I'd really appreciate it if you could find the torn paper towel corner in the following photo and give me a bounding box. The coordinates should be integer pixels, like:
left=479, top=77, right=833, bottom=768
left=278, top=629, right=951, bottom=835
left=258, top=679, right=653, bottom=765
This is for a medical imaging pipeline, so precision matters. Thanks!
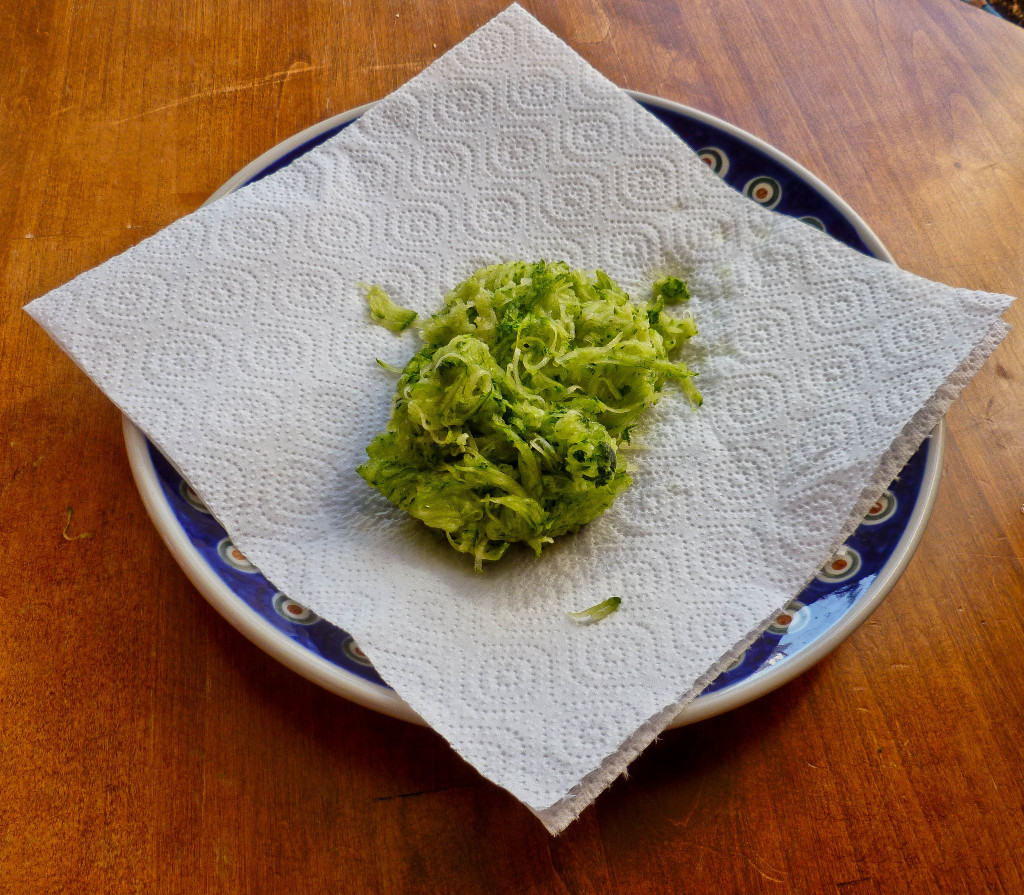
left=24, top=3, right=1014, bottom=833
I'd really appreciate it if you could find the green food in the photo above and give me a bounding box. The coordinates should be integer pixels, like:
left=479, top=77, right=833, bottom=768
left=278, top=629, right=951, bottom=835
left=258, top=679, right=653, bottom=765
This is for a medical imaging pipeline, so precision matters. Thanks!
left=358, top=260, right=700, bottom=570
left=364, top=284, right=418, bottom=333
left=567, top=596, right=622, bottom=624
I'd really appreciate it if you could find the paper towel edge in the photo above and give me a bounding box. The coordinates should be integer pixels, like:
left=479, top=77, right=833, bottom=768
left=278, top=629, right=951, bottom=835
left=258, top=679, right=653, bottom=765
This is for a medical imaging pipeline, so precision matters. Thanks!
left=828, top=314, right=1011, bottom=555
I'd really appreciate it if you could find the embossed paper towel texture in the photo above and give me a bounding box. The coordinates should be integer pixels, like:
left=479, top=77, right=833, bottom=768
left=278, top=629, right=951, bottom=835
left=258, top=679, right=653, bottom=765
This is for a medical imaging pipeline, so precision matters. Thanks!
left=26, top=5, right=1012, bottom=832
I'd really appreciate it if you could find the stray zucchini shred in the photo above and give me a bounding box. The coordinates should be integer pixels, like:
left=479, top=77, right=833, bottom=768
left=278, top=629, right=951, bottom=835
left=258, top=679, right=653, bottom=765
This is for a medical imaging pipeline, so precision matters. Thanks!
left=364, top=283, right=418, bottom=333
left=358, top=261, right=700, bottom=570
left=567, top=596, right=622, bottom=624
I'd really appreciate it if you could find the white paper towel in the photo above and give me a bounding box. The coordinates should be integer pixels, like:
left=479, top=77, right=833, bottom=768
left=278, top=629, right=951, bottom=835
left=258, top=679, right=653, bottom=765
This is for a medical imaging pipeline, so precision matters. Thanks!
left=26, top=5, right=1013, bottom=833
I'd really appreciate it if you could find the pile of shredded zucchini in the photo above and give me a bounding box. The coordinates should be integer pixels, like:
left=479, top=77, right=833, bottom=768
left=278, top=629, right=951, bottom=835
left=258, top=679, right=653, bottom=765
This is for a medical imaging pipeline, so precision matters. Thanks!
left=358, top=260, right=701, bottom=570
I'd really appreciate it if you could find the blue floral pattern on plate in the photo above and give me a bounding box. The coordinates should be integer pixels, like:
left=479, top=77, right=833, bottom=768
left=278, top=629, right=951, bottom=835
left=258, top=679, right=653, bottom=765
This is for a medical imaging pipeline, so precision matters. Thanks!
left=137, top=96, right=934, bottom=712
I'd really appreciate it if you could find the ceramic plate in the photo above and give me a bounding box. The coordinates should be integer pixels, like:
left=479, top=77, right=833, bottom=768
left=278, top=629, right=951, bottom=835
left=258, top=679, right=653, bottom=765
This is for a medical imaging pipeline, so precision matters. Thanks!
left=124, top=93, right=943, bottom=727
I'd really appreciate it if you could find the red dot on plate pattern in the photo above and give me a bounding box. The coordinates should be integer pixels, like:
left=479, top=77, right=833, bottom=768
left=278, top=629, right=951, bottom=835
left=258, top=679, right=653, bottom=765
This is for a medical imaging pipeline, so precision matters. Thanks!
left=287, top=604, right=302, bottom=616
left=776, top=613, right=793, bottom=626
left=755, top=187, right=769, bottom=200
left=831, top=558, right=848, bottom=571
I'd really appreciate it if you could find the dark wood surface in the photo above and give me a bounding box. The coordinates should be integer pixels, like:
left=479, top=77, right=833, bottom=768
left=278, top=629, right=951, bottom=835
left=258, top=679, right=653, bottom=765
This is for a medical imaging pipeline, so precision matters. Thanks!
left=3, top=1, right=1023, bottom=891
left=983, top=0, right=1023, bottom=27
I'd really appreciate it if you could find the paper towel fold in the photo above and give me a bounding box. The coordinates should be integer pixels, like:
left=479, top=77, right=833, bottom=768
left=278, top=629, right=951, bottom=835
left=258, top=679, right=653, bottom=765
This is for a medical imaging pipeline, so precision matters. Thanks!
left=25, top=4, right=1013, bottom=833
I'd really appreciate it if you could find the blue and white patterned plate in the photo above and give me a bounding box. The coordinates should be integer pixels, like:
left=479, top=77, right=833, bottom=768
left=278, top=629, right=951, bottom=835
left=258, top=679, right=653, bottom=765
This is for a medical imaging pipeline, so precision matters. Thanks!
left=123, top=94, right=942, bottom=727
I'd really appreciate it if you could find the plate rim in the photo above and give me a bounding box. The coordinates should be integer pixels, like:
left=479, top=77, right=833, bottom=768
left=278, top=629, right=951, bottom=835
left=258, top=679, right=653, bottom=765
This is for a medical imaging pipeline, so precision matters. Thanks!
left=123, top=92, right=944, bottom=728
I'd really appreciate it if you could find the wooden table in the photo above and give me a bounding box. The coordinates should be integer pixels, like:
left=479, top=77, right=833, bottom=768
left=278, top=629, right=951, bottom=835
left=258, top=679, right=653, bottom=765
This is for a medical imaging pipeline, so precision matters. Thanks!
left=3, top=1, right=1023, bottom=890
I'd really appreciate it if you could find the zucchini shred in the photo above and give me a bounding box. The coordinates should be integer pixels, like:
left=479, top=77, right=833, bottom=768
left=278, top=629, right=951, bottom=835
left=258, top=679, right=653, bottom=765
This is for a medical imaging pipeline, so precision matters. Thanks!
left=358, top=260, right=701, bottom=571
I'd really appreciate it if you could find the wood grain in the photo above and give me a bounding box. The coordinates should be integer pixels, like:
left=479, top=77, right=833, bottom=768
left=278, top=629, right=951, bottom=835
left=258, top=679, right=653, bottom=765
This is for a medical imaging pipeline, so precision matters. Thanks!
left=2, top=0, right=1023, bottom=891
